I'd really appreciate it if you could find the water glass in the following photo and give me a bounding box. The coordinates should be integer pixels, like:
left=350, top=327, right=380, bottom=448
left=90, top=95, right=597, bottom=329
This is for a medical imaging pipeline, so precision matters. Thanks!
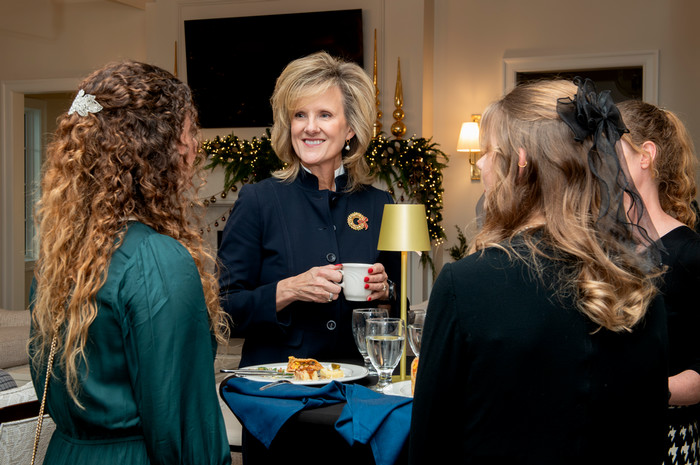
left=365, top=317, right=406, bottom=392
left=352, top=308, right=388, bottom=375
left=408, top=311, right=425, bottom=357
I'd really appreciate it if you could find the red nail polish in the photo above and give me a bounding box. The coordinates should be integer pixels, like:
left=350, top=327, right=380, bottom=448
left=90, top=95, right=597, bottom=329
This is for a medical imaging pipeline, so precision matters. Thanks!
left=368, top=268, right=373, bottom=274
left=367, top=297, right=372, bottom=301
left=364, top=277, right=369, bottom=282
left=364, top=284, right=369, bottom=289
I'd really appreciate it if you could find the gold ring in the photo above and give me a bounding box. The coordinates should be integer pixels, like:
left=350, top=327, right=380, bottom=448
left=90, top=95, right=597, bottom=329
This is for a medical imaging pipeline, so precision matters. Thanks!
left=328, top=292, right=333, bottom=302
left=382, top=283, right=387, bottom=292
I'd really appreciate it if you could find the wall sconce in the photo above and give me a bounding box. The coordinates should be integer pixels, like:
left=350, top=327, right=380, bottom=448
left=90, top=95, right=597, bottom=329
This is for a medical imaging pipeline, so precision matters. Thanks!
left=457, top=114, right=481, bottom=181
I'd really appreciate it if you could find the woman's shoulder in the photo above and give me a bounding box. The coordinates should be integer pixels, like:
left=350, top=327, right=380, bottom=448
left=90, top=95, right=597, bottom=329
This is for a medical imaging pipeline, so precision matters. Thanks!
left=661, top=225, right=700, bottom=270
left=238, top=176, right=309, bottom=202
left=662, top=224, right=700, bottom=243
left=117, top=222, right=191, bottom=265
left=349, top=183, right=393, bottom=201
left=122, top=221, right=178, bottom=246
left=661, top=225, right=700, bottom=257
left=237, top=176, right=283, bottom=194
left=435, top=246, right=523, bottom=288
left=449, top=245, right=517, bottom=270
left=106, top=224, right=200, bottom=305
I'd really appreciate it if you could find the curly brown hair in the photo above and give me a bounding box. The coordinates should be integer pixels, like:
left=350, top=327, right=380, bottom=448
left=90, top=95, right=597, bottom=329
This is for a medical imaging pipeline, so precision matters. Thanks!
left=617, top=99, right=698, bottom=229
left=31, top=60, right=229, bottom=405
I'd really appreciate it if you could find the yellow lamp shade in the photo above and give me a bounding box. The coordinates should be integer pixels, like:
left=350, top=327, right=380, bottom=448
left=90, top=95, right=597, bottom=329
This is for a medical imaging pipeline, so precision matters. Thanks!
left=377, top=204, right=432, bottom=252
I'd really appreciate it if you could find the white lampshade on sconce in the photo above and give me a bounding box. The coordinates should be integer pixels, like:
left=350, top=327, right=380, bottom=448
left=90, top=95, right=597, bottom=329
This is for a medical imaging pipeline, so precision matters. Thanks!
left=457, top=114, right=482, bottom=180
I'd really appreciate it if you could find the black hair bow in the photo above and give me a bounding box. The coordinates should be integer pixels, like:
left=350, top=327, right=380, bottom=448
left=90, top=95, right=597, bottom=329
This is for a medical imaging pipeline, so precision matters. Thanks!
left=556, top=77, right=661, bottom=266
left=556, top=76, right=628, bottom=144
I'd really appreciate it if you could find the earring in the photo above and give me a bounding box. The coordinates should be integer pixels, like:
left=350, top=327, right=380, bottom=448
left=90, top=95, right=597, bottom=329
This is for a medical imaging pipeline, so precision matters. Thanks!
left=345, top=140, right=351, bottom=151
left=518, top=161, right=528, bottom=168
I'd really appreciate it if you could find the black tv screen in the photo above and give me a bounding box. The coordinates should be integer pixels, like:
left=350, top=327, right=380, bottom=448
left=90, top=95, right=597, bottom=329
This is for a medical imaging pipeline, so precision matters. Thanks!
left=184, top=9, right=364, bottom=128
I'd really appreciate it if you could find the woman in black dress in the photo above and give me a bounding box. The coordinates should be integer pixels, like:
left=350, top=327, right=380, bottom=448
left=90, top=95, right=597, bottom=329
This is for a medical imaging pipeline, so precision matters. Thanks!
left=409, top=79, right=669, bottom=465
left=619, top=99, right=700, bottom=465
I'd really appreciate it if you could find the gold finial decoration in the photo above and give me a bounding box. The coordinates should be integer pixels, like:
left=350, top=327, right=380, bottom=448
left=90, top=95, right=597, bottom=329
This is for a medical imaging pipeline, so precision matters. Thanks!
left=372, top=29, right=382, bottom=137
left=390, top=58, right=406, bottom=139
left=174, top=41, right=178, bottom=77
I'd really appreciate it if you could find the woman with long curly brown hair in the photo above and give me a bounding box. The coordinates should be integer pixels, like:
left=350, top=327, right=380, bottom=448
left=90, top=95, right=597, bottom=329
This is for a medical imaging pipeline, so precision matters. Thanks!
left=618, top=99, right=700, bottom=465
left=29, top=60, right=231, bottom=465
left=410, top=79, right=669, bottom=464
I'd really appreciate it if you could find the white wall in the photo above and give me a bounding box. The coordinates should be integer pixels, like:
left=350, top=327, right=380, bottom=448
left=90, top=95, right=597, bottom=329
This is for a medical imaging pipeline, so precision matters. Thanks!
left=2, top=0, right=699, bottom=308
left=0, top=0, right=148, bottom=309
left=430, top=0, right=700, bottom=257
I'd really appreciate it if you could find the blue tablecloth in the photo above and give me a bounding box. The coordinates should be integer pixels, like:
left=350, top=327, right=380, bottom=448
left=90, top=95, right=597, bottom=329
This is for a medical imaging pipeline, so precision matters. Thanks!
left=220, top=378, right=412, bottom=465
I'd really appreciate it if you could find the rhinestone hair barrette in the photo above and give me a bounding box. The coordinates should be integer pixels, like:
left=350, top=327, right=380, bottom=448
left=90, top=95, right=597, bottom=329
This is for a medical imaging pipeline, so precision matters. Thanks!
left=68, top=89, right=103, bottom=117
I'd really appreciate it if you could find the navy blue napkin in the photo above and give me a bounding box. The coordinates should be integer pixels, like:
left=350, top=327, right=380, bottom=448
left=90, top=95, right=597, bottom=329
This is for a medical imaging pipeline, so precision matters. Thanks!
left=220, top=378, right=412, bottom=465
left=335, top=383, right=413, bottom=465
left=220, top=378, right=346, bottom=447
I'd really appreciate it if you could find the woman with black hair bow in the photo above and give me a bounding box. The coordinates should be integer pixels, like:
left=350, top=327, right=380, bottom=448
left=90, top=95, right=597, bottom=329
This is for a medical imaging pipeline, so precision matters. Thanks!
left=409, top=79, right=668, bottom=465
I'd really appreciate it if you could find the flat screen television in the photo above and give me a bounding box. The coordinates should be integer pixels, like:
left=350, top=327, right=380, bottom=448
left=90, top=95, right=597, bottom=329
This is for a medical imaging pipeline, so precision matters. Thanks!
left=184, top=9, right=364, bottom=128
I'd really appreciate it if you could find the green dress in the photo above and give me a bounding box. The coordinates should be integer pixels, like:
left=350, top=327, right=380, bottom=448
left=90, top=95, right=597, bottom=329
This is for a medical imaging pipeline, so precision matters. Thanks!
left=30, top=222, right=231, bottom=465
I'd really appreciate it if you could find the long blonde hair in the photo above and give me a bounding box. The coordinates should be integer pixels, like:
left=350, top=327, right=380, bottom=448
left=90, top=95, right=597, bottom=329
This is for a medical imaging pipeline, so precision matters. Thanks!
left=617, top=99, right=698, bottom=228
left=31, top=60, right=229, bottom=405
left=270, top=51, right=375, bottom=191
left=474, top=80, right=661, bottom=332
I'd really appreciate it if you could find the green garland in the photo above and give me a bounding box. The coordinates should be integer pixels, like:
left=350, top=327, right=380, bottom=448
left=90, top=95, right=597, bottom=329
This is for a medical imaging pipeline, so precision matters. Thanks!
left=202, top=129, right=284, bottom=192
left=201, top=130, right=448, bottom=245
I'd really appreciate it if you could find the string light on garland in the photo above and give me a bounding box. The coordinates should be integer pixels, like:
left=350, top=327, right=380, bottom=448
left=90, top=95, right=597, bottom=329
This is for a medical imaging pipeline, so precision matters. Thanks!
left=365, top=134, right=447, bottom=245
left=201, top=128, right=286, bottom=193
left=192, top=189, right=233, bottom=235
left=198, top=130, right=449, bottom=246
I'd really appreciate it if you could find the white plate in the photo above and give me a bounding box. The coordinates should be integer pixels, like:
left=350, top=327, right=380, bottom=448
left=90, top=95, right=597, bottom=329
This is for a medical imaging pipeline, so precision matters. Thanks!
left=237, top=362, right=369, bottom=386
left=383, top=380, right=413, bottom=397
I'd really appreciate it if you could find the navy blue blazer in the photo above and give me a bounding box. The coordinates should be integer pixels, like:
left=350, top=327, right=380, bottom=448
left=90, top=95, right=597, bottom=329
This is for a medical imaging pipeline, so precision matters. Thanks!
left=218, top=170, right=400, bottom=367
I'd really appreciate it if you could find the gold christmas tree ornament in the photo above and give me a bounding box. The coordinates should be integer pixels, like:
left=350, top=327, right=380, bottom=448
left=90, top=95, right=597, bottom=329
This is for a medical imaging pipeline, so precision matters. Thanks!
left=174, top=41, right=178, bottom=77
left=373, top=29, right=383, bottom=137
left=390, top=58, right=406, bottom=139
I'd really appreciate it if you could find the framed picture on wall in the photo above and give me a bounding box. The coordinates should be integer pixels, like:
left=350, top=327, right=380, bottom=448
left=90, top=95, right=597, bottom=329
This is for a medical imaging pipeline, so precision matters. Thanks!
left=503, top=50, right=659, bottom=104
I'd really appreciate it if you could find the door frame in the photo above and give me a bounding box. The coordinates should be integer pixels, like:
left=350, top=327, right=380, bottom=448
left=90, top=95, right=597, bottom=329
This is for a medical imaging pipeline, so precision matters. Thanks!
left=0, top=77, right=79, bottom=309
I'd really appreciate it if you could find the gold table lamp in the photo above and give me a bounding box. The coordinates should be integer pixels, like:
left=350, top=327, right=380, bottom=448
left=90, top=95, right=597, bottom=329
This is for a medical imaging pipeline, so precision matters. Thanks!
left=376, top=204, right=432, bottom=380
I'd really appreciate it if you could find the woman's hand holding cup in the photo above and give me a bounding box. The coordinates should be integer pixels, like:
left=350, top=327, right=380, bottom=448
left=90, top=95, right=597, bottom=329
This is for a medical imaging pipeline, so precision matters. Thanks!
left=276, top=264, right=342, bottom=310
left=275, top=262, right=390, bottom=310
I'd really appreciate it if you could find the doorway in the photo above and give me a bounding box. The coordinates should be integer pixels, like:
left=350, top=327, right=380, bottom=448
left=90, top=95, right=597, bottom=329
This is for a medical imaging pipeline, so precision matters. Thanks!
left=1, top=78, right=78, bottom=309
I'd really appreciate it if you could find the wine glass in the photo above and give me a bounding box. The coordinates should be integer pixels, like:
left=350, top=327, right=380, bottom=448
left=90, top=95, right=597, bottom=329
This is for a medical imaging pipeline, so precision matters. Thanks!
left=408, top=311, right=425, bottom=357
left=352, top=308, right=389, bottom=375
left=365, top=317, right=406, bottom=393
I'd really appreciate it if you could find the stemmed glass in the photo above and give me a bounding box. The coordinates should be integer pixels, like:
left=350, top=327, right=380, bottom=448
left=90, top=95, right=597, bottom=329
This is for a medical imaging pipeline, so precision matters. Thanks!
left=365, top=317, right=406, bottom=393
left=408, top=312, right=424, bottom=357
left=352, top=308, right=389, bottom=375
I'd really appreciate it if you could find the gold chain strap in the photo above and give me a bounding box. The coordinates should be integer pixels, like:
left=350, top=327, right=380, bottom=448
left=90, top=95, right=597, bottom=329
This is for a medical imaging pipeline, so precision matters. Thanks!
left=30, top=333, right=57, bottom=465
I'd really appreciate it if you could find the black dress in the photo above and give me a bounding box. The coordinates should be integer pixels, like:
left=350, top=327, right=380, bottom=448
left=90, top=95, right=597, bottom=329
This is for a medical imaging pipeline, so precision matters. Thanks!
left=409, top=240, right=669, bottom=465
left=660, top=226, right=700, bottom=465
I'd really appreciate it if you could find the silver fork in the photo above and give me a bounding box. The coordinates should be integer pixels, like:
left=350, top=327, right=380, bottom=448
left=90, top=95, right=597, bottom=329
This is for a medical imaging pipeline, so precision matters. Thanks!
left=258, top=379, right=292, bottom=391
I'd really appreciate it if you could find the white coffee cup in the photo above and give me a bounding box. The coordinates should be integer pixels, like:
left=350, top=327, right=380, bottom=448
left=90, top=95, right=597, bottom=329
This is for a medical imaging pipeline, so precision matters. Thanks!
left=339, top=263, right=373, bottom=302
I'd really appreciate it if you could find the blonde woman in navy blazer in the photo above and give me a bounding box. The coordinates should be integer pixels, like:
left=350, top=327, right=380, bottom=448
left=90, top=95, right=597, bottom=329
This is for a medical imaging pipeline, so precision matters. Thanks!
left=218, top=52, right=399, bottom=367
